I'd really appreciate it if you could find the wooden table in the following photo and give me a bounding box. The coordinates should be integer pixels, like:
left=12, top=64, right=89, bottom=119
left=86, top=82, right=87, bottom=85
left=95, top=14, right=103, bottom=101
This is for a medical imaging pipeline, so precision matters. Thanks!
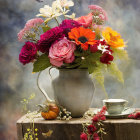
left=16, top=109, right=140, bottom=140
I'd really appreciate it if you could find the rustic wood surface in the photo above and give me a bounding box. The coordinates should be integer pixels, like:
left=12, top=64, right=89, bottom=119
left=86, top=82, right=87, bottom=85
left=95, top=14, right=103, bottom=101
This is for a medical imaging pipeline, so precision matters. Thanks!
left=16, top=108, right=140, bottom=140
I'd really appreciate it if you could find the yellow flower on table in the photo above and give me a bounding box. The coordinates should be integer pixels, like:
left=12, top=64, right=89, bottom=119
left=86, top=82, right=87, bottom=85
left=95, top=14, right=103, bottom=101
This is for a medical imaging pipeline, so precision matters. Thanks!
left=102, top=27, right=125, bottom=48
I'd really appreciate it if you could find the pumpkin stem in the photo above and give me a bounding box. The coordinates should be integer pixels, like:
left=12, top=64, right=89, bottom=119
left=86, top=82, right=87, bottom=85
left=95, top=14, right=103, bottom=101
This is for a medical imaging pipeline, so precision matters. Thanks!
left=38, top=104, right=49, bottom=112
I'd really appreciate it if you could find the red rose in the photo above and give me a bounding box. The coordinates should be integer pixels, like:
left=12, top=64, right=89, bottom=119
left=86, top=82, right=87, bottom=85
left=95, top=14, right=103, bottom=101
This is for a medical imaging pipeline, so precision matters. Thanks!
left=100, top=52, right=114, bottom=64
left=19, top=42, right=37, bottom=65
left=80, top=133, right=88, bottom=140
left=87, top=124, right=96, bottom=134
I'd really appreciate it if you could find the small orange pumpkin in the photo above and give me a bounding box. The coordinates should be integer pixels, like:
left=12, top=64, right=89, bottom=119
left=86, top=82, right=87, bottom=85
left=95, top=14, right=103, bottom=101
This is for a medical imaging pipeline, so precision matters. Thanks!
left=40, top=103, right=59, bottom=120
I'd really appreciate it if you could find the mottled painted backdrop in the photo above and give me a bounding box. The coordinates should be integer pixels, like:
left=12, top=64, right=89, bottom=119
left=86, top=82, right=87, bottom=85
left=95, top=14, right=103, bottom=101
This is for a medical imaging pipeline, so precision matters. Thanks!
left=0, top=0, right=140, bottom=139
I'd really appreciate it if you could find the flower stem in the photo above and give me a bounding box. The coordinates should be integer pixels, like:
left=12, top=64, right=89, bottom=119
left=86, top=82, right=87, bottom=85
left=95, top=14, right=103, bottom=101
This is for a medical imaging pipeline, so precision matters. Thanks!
left=54, top=17, right=59, bottom=26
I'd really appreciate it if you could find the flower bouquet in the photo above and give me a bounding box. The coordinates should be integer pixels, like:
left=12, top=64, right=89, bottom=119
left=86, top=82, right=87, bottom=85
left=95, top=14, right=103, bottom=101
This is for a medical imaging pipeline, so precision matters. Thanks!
left=18, top=0, right=129, bottom=116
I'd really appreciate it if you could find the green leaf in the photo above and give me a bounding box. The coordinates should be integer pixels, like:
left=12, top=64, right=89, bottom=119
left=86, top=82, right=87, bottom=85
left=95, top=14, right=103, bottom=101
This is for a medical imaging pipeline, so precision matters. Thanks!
left=107, top=62, right=124, bottom=84
left=88, top=53, right=102, bottom=62
left=74, top=51, right=83, bottom=57
left=33, top=54, right=51, bottom=72
left=112, top=48, right=129, bottom=61
left=65, top=63, right=81, bottom=68
left=85, top=53, right=102, bottom=74
left=88, top=65, right=95, bottom=74
left=79, top=60, right=88, bottom=68
left=64, top=58, right=82, bottom=68
left=42, top=26, right=51, bottom=33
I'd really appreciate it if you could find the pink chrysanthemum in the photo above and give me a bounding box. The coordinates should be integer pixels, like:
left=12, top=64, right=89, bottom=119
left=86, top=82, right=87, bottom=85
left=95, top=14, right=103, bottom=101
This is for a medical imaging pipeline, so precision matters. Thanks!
left=25, top=18, right=44, bottom=29
left=18, top=29, right=25, bottom=42
left=88, top=5, right=108, bottom=21
left=17, top=18, right=44, bottom=42
left=59, top=19, right=81, bottom=37
left=37, top=27, right=65, bottom=53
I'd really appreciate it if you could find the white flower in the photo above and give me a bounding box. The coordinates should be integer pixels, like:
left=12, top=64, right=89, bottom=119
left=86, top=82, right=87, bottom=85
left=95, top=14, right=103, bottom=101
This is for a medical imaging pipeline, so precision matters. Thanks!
left=52, top=0, right=63, bottom=11
left=59, top=0, right=74, bottom=8
left=36, top=4, right=62, bottom=23
left=53, top=0, right=71, bottom=15
left=94, top=15, right=99, bottom=19
left=36, top=0, right=74, bottom=23
left=100, top=39, right=104, bottom=41
left=81, top=57, right=85, bottom=60
left=98, top=44, right=110, bottom=54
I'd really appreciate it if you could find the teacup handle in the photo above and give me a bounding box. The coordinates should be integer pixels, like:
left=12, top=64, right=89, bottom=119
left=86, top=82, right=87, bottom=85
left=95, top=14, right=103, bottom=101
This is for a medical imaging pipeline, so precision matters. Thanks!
left=123, top=107, right=130, bottom=111
left=123, top=101, right=130, bottom=111
left=37, top=70, right=55, bottom=103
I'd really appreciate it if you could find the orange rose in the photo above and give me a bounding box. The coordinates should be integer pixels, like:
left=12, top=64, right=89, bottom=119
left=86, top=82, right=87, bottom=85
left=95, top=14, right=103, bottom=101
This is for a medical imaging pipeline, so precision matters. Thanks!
left=102, top=27, right=125, bottom=48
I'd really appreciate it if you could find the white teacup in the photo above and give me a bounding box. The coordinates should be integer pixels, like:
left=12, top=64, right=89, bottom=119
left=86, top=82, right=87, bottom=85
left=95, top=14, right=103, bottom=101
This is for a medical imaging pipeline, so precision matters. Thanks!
left=103, top=99, right=128, bottom=114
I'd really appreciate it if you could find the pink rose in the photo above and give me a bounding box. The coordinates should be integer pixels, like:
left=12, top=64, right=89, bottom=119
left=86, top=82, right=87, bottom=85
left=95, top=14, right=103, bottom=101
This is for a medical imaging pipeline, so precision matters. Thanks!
left=49, top=37, right=76, bottom=67
left=19, top=42, right=38, bottom=65
left=75, top=13, right=93, bottom=28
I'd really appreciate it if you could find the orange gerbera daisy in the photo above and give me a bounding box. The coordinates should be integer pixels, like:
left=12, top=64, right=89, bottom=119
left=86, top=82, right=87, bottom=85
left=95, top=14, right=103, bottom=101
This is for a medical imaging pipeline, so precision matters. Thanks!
left=68, top=27, right=96, bottom=50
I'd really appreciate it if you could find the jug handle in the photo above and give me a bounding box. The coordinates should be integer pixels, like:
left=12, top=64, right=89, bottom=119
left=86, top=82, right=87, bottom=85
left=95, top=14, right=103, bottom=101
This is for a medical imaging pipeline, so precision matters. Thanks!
left=37, top=70, right=55, bottom=103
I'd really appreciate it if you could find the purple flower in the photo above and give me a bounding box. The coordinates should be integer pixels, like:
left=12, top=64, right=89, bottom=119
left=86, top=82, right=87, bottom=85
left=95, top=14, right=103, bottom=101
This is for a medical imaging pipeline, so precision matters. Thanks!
left=19, top=42, right=37, bottom=65
left=59, top=19, right=81, bottom=37
left=37, top=27, right=64, bottom=53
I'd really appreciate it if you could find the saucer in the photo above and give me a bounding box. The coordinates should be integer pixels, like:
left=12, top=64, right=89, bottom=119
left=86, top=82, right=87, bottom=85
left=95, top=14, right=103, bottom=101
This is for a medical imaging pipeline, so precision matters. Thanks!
left=94, top=108, right=135, bottom=119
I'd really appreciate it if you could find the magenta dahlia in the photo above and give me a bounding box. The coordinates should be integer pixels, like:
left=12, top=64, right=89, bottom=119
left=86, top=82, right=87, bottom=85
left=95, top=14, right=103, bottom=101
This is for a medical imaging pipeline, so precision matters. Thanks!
left=37, top=27, right=65, bottom=53
left=19, top=42, right=38, bottom=65
left=59, top=19, right=81, bottom=37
